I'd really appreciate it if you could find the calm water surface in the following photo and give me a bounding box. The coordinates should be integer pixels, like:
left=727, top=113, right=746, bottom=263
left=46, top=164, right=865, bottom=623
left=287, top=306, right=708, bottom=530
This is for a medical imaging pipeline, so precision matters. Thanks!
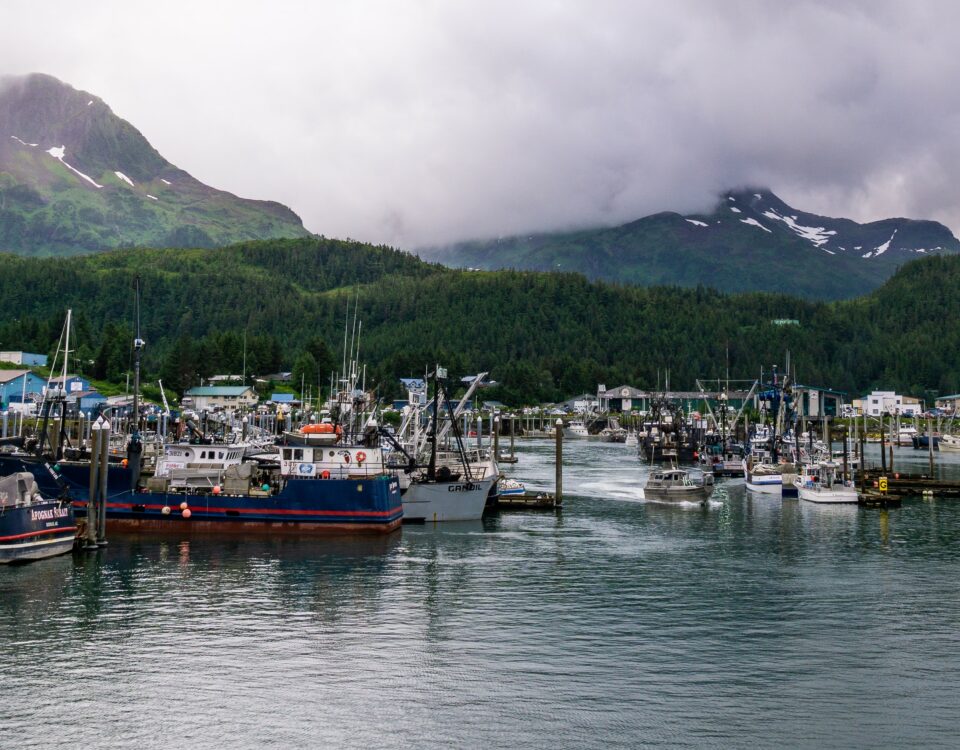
left=3, top=442, right=960, bottom=748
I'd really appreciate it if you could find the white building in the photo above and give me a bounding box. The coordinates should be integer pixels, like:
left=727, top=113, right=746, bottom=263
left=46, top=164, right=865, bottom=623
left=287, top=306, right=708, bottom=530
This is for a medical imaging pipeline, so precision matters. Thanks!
left=183, top=386, right=259, bottom=412
left=858, top=390, right=921, bottom=417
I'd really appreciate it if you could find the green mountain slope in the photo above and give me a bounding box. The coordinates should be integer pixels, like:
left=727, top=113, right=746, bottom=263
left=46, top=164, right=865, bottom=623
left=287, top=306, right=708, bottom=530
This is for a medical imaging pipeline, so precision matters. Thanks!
left=424, top=189, right=960, bottom=300
left=0, top=237, right=956, bottom=403
left=0, top=73, right=310, bottom=255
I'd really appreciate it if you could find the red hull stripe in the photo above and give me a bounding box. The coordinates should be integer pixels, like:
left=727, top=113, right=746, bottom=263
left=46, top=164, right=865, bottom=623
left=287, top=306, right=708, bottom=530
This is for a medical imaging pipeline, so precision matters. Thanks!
left=0, top=526, right=77, bottom=542
left=75, top=501, right=402, bottom=518
left=106, top=518, right=401, bottom=535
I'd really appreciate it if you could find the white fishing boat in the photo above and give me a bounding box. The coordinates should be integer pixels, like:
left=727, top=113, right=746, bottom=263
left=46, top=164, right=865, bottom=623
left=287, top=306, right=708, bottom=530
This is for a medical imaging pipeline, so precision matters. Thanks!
left=794, top=462, right=857, bottom=503
left=564, top=420, right=590, bottom=439
left=891, top=426, right=918, bottom=446
left=744, top=460, right=784, bottom=494
left=402, top=472, right=496, bottom=522
left=938, top=434, right=960, bottom=451
left=644, top=468, right=714, bottom=503
left=624, top=431, right=639, bottom=447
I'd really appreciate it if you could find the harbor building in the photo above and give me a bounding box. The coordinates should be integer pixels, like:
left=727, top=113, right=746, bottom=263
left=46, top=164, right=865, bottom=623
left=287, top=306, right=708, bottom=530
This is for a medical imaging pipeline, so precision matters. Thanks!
left=600, top=385, right=646, bottom=413
left=792, top=384, right=846, bottom=417
left=183, top=385, right=258, bottom=411
left=854, top=390, right=922, bottom=417
left=0, top=370, right=47, bottom=408
left=0, top=351, right=48, bottom=367
left=45, top=374, right=91, bottom=395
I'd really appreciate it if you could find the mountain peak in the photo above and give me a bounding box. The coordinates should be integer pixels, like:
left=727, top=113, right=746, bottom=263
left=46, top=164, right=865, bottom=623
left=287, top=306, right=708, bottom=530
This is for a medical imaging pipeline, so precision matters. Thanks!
left=0, top=73, right=309, bottom=255
left=424, top=188, right=960, bottom=299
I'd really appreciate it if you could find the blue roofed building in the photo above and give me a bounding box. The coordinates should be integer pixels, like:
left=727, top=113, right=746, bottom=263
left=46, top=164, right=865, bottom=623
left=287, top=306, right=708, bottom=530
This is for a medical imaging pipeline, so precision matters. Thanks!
left=0, top=370, right=47, bottom=409
left=270, top=393, right=300, bottom=406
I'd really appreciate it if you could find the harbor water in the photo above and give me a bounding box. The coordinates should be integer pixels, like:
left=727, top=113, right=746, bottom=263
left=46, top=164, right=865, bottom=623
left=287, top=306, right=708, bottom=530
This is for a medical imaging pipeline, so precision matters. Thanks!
left=3, top=441, right=960, bottom=748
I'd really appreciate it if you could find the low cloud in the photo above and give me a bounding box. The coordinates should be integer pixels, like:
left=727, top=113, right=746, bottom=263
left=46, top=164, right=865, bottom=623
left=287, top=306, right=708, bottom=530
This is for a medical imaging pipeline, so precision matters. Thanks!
left=3, top=0, right=960, bottom=247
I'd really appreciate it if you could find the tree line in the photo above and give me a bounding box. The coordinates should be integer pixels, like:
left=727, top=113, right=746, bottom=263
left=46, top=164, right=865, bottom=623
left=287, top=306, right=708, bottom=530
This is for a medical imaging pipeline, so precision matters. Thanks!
left=0, top=237, right=955, bottom=405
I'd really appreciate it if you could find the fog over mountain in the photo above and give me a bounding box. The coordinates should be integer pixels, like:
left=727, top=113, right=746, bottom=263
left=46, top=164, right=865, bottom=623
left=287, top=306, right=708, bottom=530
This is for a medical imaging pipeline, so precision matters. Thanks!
left=3, top=1, right=960, bottom=248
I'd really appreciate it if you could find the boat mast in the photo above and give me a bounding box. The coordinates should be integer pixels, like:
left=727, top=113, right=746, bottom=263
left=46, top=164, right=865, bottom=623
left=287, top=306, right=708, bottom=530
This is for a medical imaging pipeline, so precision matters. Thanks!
left=427, top=366, right=442, bottom=480
left=127, top=276, right=145, bottom=490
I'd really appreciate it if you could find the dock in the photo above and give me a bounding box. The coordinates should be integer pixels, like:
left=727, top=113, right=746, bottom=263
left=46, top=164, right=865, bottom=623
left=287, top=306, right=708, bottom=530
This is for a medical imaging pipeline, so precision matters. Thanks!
left=492, top=491, right=561, bottom=511
left=861, top=470, right=960, bottom=500
left=857, top=491, right=902, bottom=508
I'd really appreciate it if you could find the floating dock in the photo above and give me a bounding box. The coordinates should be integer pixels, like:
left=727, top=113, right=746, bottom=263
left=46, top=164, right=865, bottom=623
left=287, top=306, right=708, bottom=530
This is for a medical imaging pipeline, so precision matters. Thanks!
left=492, top=491, right=561, bottom=510
left=857, top=491, right=902, bottom=508
left=862, top=471, right=960, bottom=500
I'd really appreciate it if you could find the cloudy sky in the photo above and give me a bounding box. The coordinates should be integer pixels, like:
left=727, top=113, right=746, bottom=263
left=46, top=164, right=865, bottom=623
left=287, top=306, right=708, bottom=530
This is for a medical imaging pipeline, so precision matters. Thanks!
left=3, top=0, right=959, bottom=247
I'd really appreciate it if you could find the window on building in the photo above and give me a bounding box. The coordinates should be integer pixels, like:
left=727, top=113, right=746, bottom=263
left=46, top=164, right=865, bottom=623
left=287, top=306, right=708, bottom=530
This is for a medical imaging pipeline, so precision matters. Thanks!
left=294, top=449, right=303, bottom=460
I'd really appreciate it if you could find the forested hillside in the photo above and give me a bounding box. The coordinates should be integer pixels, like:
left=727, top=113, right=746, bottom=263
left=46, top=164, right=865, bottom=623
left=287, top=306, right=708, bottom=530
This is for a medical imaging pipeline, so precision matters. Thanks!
left=0, top=237, right=955, bottom=404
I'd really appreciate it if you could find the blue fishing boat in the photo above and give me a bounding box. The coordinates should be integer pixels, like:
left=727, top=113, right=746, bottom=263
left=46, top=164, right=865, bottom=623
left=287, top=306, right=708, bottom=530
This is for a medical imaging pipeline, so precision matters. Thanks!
left=0, top=472, right=76, bottom=563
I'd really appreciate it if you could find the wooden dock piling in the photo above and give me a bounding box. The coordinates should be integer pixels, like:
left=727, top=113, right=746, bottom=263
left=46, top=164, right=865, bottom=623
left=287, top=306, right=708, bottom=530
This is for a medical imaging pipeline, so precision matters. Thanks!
left=555, top=418, right=563, bottom=504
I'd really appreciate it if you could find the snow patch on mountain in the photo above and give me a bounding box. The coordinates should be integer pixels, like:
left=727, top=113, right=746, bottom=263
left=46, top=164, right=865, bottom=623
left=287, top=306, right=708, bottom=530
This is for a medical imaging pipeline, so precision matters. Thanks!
left=761, top=209, right=835, bottom=247
left=873, top=229, right=897, bottom=257
left=10, top=136, right=37, bottom=147
left=729, top=206, right=742, bottom=214
left=160, top=178, right=171, bottom=185
left=114, top=171, right=134, bottom=187
left=740, top=217, right=771, bottom=233
left=686, top=219, right=708, bottom=227
left=146, top=194, right=158, bottom=200
left=45, top=145, right=103, bottom=188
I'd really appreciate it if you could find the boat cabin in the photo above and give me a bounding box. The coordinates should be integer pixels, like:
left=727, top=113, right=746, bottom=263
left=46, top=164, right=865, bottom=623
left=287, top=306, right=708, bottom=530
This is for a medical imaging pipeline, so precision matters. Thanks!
left=648, top=470, right=692, bottom=487
left=280, top=445, right=384, bottom=479
left=156, top=443, right=246, bottom=476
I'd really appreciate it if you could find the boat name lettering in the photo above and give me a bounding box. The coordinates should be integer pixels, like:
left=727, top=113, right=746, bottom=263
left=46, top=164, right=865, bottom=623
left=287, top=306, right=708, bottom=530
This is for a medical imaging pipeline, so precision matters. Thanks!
left=447, top=483, right=479, bottom=492
left=30, top=506, right=70, bottom=521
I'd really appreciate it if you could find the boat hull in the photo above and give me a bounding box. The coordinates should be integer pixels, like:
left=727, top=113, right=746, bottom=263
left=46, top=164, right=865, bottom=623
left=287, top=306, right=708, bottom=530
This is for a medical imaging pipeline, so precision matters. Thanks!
left=796, top=487, right=858, bottom=504
left=746, top=475, right=782, bottom=494
left=402, top=477, right=494, bottom=522
left=73, top=475, right=403, bottom=535
left=0, top=501, right=76, bottom=563
left=643, top=487, right=713, bottom=503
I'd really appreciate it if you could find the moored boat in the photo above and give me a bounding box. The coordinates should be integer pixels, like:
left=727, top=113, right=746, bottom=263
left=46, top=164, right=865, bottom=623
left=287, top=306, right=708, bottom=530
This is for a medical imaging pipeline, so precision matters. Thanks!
left=938, top=434, right=960, bottom=452
left=794, top=462, right=857, bottom=503
left=0, top=472, right=76, bottom=563
left=563, top=420, right=590, bottom=439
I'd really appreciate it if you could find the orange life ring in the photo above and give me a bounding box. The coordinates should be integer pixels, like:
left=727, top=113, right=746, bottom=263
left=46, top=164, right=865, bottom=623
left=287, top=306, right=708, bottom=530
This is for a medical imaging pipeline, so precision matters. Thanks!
left=356, top=451, right=367, bottom=464
left=321, top=470, right=330, bottom=479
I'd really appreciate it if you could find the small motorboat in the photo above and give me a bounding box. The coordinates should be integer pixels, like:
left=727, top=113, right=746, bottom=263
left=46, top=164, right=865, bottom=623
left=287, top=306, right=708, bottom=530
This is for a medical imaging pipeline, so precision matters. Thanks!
left=644, top=468, right=714, bottom=503
left=498, top=477, right=526, bottom=497
left=0, top=472, right=76, bottom=563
